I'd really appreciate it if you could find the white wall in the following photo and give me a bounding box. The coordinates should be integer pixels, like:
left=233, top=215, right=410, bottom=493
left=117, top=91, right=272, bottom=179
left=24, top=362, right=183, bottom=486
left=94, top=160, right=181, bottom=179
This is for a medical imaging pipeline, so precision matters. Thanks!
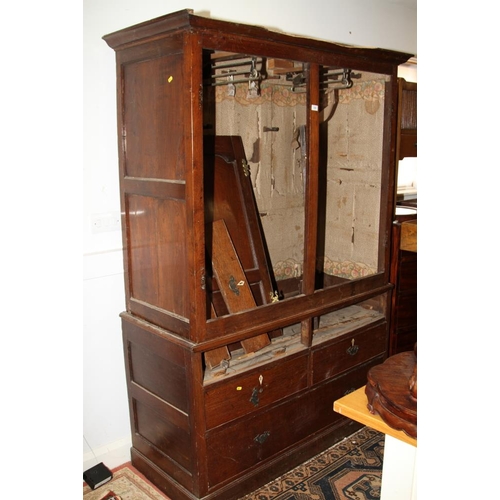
left=83, top=0, right=417, bottom=472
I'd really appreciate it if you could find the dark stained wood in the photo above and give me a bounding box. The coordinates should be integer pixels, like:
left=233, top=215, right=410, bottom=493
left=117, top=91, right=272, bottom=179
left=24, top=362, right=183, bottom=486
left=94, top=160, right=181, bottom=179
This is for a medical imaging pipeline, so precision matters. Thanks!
left=182, top=30, right=207, bottom=348
left=300, top=63, right=321, bottom=348
left=204, top=353, right=308, bottom=429
left=399, top=131, right=417, bottom=159
left=103, top=10, right=412, bottom=500
left=400, top=81, right=417, bottom=130
left=396, top=79, right=417, bottom=160
left=205, top=136, right=279, bottom=315
left=131, top=419, right=364, bottom=500
left=211, top=219, right=271, bottom=353
left=391, top=79, right=417, bottom=357
left=312, top=321, right=387, bottom=384
left=127, top=297, right=190, bottom=338
left=303, top=63, right=320, bottom=296
left=204, top=135, right=283, bottom=356
left=389, top=211, right=417, bottom=356
left=365, top=348, right=417, bottom=439
left=206, top=357, right=382, bottom=489
left=104, top=10, right=412, bottom=71
left=115, top=44, right=190, bottom=324
left=121, top=315, right=194, bottom=491
left=380, top=78, right=400, bottom=275
left=204, top=302, right=230, bottom=370
left=204, top=346, right=231, bottom=370
left=203, top=278, right=392, bottom=345
left=127, top=195, right=188, bottom=317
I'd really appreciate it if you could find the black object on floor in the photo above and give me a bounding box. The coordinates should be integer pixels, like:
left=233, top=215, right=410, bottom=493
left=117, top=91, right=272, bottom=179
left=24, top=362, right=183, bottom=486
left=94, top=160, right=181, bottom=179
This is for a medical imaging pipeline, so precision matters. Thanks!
left=83, top=462, right=113, bottom=490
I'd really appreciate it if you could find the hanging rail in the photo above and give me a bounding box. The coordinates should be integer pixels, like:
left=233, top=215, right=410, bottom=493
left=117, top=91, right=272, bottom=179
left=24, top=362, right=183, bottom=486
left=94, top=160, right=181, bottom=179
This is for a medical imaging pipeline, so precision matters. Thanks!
left=288, top=68, right=361, bottom=93
left=206, top=56, right=264, bottom=87
left=205, top=55, right=361, bottom=92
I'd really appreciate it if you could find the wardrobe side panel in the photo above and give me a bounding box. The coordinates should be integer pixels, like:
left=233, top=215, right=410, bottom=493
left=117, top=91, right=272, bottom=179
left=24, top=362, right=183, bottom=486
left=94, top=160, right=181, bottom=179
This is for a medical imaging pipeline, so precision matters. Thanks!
left=122, top=316, right=194, bottom=490
left=120, top=44, right=190, bottom=322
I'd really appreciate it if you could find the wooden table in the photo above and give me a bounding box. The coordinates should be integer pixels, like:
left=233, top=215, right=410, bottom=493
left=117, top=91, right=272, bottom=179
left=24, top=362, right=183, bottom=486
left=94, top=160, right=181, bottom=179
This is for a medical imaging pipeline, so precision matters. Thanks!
left=334, top=386, right=417, bottom=499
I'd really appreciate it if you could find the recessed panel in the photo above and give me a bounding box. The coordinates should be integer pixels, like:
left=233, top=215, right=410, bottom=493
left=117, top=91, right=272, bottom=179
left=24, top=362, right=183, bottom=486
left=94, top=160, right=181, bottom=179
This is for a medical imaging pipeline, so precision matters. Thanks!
left=123, top=53, right=185, bottom=180
left=129, top=341, right=188, bottom=412
left=127, top=193, right=188, bottom=319
left=135, top=399, right=191, bottom=471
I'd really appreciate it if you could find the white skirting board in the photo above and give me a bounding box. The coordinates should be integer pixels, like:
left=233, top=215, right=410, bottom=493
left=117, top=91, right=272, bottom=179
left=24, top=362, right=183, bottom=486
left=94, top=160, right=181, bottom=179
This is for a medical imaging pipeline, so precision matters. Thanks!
left=83, top=436, right=132, bottom=473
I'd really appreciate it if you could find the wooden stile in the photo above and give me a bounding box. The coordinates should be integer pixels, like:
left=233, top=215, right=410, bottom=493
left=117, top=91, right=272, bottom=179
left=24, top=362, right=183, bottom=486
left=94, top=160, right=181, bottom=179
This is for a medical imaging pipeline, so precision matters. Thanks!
left=204, top=303, right=231, bottom=370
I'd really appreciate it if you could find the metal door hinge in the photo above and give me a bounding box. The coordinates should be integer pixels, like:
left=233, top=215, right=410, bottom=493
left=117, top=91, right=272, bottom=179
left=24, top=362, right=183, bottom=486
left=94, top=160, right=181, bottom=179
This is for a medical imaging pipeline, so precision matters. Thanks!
left=242, top=159, right=250, bottom=177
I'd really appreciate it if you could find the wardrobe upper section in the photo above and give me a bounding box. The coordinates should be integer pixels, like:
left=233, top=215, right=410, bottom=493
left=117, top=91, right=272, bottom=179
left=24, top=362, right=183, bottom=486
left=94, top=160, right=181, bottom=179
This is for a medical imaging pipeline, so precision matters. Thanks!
left=103, top=9, right=413, bottom=340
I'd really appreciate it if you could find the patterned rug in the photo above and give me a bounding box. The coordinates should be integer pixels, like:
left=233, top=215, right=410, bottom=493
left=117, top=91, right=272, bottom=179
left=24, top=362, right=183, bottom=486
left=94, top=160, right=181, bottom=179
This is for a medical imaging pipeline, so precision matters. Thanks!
left=244, top=427, right=384, bottom=500
left=83, top=427, right=384, bottom=500
left=83, top=464, right=168, bottom=500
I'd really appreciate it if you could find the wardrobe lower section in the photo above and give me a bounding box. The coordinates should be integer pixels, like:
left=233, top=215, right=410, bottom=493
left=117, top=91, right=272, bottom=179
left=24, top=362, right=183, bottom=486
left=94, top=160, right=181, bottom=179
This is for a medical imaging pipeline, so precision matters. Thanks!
left=121, top=313, right=387, bottom=500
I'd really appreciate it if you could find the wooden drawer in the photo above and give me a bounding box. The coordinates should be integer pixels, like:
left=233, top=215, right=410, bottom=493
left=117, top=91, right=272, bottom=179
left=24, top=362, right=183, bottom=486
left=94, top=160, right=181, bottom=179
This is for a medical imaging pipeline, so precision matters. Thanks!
left=205, top=356, right=382, bottom=488
left=312, top=322, right=386, bottom=384
left=307, top=355, right=385, bottom=434
left=204, top=353, right=308, bottom=429
left=206, top=395, right=308, bottom=488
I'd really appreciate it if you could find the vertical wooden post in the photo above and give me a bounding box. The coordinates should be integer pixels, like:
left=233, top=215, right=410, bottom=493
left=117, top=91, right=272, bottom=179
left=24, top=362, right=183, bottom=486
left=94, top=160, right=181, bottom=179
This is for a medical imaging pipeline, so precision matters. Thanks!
left=301, top=62, right=320, bottom=347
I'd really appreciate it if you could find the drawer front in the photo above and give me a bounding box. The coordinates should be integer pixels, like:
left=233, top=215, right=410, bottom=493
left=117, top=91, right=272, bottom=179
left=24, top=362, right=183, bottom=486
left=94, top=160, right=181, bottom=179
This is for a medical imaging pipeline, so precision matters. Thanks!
left=204, top=354, right=308, bottom=429
left=205, top=357, right=382, bottom=487
left=312, top=322, right=386, bottom=384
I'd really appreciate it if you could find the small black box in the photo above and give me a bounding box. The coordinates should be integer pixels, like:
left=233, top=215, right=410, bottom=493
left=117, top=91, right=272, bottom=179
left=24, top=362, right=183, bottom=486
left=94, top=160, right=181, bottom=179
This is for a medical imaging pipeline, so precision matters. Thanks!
left=83, top=462, right=113, bottom=490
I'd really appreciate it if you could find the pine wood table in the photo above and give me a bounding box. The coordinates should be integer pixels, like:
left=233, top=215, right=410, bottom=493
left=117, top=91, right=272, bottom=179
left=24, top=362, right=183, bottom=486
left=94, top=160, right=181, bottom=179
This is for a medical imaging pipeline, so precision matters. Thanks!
left=334, top=386, right=416, bottom=446
left=334, top=386, right=417, bottom=499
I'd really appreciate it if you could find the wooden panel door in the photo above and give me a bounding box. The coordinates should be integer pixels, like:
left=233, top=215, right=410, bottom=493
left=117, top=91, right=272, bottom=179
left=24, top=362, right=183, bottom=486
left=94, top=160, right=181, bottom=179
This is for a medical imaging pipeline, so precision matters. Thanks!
left=205, top=136, right=279, bottom=315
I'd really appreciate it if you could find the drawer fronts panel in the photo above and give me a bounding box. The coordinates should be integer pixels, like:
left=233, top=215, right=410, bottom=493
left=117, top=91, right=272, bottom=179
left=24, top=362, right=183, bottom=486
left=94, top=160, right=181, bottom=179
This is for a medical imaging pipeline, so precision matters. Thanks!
left=206, top=389, right=316, bottom=487
left=204, top=354, right=308, bottom=429
left=205, top=357, right=382, bottom=488
left=306, top=357, right=385, bottom=431
left=312, top=322, right=386, bottom=384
